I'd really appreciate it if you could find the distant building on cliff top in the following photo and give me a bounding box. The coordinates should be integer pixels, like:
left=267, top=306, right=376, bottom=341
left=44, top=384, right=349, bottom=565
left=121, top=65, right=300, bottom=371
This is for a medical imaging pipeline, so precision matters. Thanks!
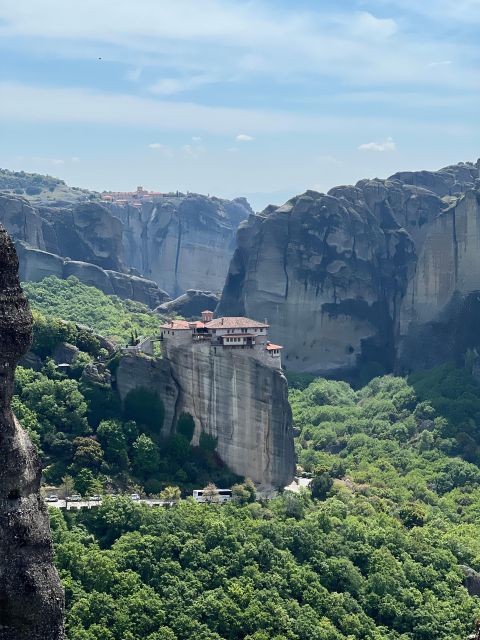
left=160, top=310, right=283, bottom=368
left=100, top=185, right=165, bottom=204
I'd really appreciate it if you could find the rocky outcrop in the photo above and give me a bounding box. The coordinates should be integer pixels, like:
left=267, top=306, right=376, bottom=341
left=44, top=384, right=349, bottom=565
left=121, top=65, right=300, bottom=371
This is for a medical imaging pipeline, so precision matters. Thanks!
left=156, top=289, right=220, bottom=319
left=108, top=195, right=251, bottom=295
left=15, top=242, right=169, bottom=308
left=218, top=161, right=480, bottom=376
left=0, top=225, right=64, bottom=639
left=116, top=344, right=294, bottom=489
left=0, top=191, right=250, bottom=302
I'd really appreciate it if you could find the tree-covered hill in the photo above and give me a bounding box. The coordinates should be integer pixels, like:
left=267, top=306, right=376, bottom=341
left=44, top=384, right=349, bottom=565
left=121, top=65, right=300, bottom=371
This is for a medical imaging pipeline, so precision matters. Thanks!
left=23, top=276, right=161, bottom=343
left=45, top=370, right=480, bottom=640
left=0, top=167, right=92, bottom=201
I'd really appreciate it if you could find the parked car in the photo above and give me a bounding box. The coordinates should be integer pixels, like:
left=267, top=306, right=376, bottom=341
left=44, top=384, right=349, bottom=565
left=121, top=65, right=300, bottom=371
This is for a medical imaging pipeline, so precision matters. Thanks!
left=67, top=494, right=82, bottom=502
left=89, top=495, right=101, bottom=501
left=130, top=493, right=141, bottom=501
left=46, top=494, right=59, bottom=502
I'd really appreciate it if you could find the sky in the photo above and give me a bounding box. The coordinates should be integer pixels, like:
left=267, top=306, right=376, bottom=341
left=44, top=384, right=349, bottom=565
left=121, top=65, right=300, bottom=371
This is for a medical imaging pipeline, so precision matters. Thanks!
left=0, top=0, right=479, bottom=211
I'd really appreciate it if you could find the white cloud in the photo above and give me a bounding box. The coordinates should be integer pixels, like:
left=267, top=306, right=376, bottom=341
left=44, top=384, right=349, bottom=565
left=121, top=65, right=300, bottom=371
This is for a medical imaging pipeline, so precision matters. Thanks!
left=0, top=0, right=477, bottom=92
left=192, top=136, right=202, bottom=142
left=236, top=134, right=254, bottom=142
left=358, top=137, right=396, bottom=152
left=427, top=60, right=453, bottom=67
left=148, top=142, right=165, bottom=149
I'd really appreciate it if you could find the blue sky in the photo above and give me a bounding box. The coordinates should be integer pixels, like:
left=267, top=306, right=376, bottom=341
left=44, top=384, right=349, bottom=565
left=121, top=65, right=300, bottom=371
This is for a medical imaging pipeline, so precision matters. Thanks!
left=0, top=0, right=479, bottom=210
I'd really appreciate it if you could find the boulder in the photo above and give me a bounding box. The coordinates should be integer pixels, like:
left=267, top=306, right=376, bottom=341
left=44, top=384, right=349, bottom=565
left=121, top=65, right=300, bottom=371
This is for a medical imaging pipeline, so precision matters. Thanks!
left=156, top=289, right=220, bottom=319
left=52, top=342, right=79, bottom=365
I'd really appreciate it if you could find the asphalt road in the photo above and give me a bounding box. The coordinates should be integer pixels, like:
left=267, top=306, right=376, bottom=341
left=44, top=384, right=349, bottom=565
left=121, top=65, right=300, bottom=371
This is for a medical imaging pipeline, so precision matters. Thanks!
left=46, top=498, right=174, bottom=510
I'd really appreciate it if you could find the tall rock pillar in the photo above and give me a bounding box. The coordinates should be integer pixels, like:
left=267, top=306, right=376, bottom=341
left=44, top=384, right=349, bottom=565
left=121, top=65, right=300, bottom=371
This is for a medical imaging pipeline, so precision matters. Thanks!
left=0, top=225, right=64, bottom=639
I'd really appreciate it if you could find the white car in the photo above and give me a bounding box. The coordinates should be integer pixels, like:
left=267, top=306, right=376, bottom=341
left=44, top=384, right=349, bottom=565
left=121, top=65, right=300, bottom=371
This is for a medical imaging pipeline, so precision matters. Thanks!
left=68, top=494, right=82, bottom=502
left=46, top=494, right=59, bottom=502
left=130, top=493, right=141, bottom=501
left=89, top=495, right=101, bottom=501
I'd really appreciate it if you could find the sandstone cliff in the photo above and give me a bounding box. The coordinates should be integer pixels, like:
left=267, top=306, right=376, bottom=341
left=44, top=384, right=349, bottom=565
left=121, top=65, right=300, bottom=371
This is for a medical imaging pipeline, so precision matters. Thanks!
left=0, top=195, right=169, bottom=308
left=0, top=190, right=251, bottom=301
left=108, top=194, right=251, bottom=296
left=156, top=289, right=220, bottom=319
left=218, top=161, right=480, bottom=376
left=116, top=344, right=294, bottom=489
left=0, top=225, right=64, bottom=639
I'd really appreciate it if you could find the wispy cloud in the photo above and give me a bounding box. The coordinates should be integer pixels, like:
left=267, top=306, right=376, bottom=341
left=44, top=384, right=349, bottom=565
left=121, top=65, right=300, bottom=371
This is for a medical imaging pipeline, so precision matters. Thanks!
left=236, top=134, right=254, bottom=142
left=358, top=137, right=396, bottom=152
left=427, top=60, right=453, bottom=67
left=149, top=74, right=215, bottom=95
left=0, top=1, right=477, bottom=92
left=0, top=83, right=402, bottom=135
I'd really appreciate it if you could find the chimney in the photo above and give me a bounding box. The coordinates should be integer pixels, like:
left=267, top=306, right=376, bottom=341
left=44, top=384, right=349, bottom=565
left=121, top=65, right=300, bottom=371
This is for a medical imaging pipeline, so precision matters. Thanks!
left=201, top=310, right=214, bottom=323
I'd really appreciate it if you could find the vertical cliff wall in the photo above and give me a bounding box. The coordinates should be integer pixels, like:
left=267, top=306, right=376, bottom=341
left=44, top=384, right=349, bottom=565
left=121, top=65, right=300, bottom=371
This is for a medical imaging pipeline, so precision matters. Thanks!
left=109, top=195, right=251, bottom=296
left=218, top=161, right=480, bottom=376
left=0, top=225, right=64, bottom=639
left=0, top=191, right=251, bottom=300
left=398, top=187, right=480, bottom=370
left=116, top=345, right=295, bottom=489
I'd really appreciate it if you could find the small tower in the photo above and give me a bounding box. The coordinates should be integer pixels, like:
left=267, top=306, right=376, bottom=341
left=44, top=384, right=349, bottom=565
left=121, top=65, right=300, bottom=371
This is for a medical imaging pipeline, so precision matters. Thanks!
left=201, top=310, right=214, bottom=323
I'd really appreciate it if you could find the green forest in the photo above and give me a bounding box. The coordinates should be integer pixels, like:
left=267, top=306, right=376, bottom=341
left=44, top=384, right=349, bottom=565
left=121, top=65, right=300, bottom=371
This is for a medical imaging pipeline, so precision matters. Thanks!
left=48, top=370, right=480, bottom=639
left=23, top=276, right=162, bottom=343
left=14, top=278, right=480, bottom=639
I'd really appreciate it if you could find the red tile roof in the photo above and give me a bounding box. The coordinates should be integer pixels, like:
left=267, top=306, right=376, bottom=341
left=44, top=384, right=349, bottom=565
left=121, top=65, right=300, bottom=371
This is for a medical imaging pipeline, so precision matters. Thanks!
left=160, top=319, right=191, bottom=330
left=266, top=343, right=283, bottom=350
left=205, top=317, right=269, bottom=329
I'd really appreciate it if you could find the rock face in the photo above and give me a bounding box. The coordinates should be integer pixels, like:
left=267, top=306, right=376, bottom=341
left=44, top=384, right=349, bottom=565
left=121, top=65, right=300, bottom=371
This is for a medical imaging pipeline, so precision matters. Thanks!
left=0, top=191, right=250, bottom=302
left=14, top=240, right=169, bottom=309
left=116, top=344, right=294, bottom=489
left=218, top=161, right=480, bottom=376
left=0, top=225, right=64, bottom=639
left=156, top=289, right=220, bottom=319
left=108, top=195, right=251, bottom=295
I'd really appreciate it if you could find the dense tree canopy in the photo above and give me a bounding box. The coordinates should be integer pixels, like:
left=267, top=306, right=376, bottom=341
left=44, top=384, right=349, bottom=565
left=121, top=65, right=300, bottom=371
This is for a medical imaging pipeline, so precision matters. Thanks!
left=43, top=369, right=480, bottom=639
left=24, top=276, right=161, bottom=343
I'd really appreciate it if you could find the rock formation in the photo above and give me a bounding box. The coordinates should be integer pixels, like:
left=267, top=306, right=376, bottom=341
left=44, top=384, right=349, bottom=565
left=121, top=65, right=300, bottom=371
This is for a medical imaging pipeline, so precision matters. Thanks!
left=0, top=225, right=64, bottom=639
left=107, top=195, right=251, bottom=295
left=0, top=191, right=251, bottom=301
left=218, top=160, right=480, bottom=377
left=116, top=343, right=294, bottom=489
left=156, top=289, right=220, bottom=319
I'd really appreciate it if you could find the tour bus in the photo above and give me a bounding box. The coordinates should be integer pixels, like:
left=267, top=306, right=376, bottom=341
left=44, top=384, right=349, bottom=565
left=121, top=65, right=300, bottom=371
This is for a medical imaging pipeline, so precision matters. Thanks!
left=192, top=489, right=233, bottom=503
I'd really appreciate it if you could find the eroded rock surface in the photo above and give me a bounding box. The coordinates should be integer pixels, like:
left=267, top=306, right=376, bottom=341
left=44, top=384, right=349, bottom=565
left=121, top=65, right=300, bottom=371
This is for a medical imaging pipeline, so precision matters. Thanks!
left=0, top=191, right=250, bottom=302
left=109, top=195, right=251, bottom=295
left=116, top=344, right=294, bottom=489
left=156, top=289, right=220, bottom=319
left=0, top=225, right=64, bottom=639
left=218, top=161, right=480, bottom=376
